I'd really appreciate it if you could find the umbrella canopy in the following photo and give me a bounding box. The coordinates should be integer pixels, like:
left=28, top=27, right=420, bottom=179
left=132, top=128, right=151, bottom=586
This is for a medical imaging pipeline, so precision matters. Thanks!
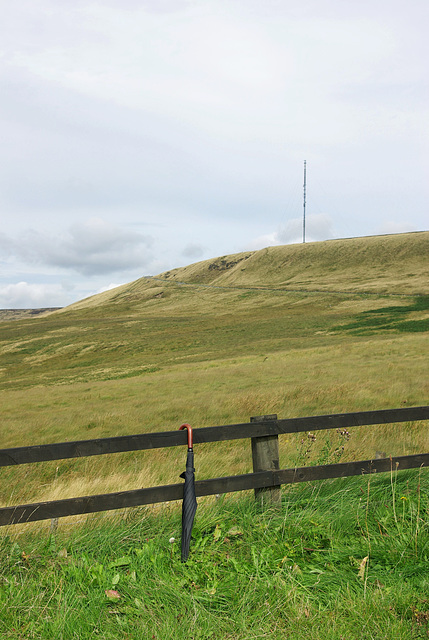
left=179, top=423, right=197, bottom=562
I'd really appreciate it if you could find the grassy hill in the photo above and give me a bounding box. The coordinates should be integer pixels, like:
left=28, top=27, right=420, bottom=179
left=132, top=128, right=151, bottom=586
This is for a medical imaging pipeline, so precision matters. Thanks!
left=0, top=232, right=427, bottom=391
left=157, top=231, right=429, bottom=293
left=63, top=231, right=429, bottom=315
left=0, top=230, right=427, bottom=508
left=0, top=232, right=428, bottom=639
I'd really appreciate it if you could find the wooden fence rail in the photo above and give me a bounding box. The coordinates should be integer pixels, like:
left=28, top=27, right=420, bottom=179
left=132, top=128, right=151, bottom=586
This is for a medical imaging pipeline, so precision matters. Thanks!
left=1, top=406, right=428, bottom=527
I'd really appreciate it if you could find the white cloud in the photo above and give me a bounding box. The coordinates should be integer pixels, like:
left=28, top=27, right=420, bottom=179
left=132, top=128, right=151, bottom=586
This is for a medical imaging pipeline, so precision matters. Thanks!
left=277, top=214, right=334, bottom=244
left=181, top=243, right=205, bottom=259
left=7, top=218, right=153, bottom=276
left=95, top=282, right=124, bottom=294
left=244, top=232, right=278, bottom=251
left=245, top=214, right=335, bottom=250
left=0, top=282, right=68, bottom=309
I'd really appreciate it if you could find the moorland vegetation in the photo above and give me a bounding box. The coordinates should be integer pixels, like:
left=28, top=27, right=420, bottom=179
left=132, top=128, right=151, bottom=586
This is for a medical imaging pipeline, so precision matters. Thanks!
left=0, top=231, right=428, bottom=638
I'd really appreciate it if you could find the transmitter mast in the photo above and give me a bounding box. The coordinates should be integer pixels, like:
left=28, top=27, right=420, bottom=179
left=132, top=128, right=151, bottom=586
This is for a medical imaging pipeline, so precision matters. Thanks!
left=303, top=160, right=307, bottom=244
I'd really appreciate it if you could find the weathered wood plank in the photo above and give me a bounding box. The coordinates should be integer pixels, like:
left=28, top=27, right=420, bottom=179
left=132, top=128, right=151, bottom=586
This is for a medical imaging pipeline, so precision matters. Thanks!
left=0, top=470, right=273, bottom=526
left=0, top=430, right=188, bottom=467
left=1, top=452, right=428, bottom=526
left=1, top=407, right=427, bottom=467
left=195, top=406, right=429, bottom=442
left=273, top=407, right=429, bottom=435
left=251, top=415, right=281, bottom=506
left=274, top=452, right=429, bottom=485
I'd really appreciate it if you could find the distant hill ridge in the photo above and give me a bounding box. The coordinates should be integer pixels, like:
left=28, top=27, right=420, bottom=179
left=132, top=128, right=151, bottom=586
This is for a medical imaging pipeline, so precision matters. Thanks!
left=0, top=308, right=62, bottom=322
left=63, top=231, right=429, bottom=312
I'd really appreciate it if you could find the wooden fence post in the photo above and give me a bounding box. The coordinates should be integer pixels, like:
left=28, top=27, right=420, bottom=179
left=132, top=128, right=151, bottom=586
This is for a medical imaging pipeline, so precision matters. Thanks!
left=251, top=415, right=281, bottom=507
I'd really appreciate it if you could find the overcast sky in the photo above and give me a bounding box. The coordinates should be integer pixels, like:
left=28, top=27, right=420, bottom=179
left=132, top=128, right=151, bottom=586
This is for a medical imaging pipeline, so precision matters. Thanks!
left=1, top=0, right=428, bottom=308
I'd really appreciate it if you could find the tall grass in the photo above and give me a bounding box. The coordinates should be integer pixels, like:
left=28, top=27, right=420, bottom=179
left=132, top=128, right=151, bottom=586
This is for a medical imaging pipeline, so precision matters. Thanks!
left=1, top=331, right=428, bottom=507
left=1, top=469, right=428, bottom=639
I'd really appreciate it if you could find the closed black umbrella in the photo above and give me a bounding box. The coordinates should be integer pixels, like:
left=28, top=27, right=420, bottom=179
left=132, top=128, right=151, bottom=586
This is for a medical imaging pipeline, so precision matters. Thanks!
left=179, top=423, right=197, bottom=562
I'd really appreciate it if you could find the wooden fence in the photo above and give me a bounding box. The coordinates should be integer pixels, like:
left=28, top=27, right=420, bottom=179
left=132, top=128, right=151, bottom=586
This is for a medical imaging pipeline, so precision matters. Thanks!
left=1, top=406, right=428, bottom=527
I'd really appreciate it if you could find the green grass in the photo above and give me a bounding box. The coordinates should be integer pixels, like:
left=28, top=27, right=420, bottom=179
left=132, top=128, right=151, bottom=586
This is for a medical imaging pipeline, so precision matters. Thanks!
left=0, top=232, right=428, bottom=638
left=0, top=289, right=426, bottom=390
left=335, top=295, right=429, bottom=335
left=1, top=470, right=429, bottom=639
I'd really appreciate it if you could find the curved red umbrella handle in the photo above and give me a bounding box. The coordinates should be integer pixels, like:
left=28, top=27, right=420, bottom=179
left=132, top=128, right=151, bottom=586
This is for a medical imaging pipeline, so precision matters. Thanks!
left=179, top=423, right=193, bottom=450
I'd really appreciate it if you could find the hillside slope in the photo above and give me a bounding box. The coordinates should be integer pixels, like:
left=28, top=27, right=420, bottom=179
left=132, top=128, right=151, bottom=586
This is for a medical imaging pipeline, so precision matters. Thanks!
left=0, top=231, right=427, bottom=393
left=62, top=232, right=429, bottom=313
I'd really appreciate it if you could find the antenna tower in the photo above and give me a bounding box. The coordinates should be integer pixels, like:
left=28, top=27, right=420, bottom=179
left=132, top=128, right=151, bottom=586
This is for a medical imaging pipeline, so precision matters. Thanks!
left=303, top=160, right=307, bottom=243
